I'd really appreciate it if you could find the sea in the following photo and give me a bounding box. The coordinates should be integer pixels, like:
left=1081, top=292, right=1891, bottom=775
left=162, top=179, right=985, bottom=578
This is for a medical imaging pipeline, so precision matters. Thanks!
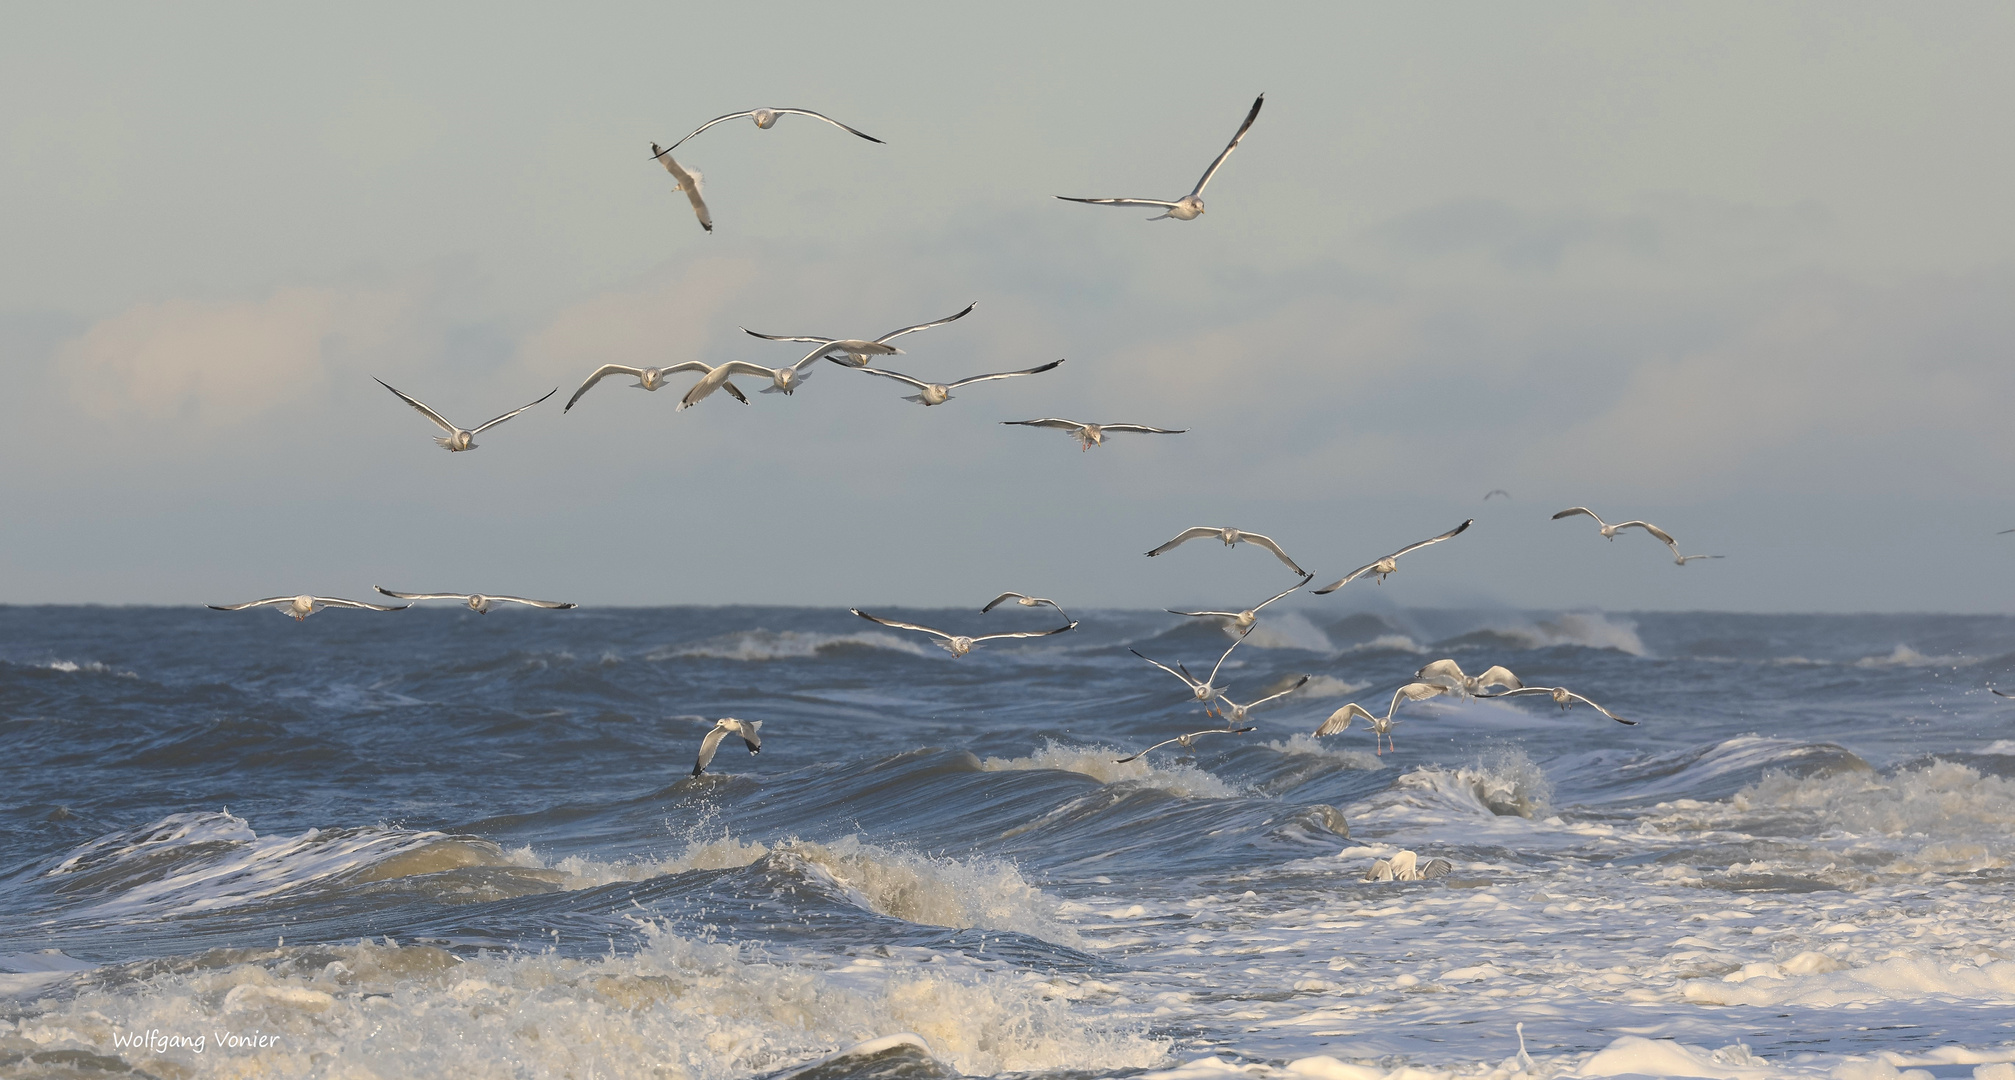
left=3, top=603, right=2014, bottom=1080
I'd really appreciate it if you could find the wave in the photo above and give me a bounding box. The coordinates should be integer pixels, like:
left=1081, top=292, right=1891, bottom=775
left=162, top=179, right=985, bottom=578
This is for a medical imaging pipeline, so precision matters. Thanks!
left=1732, top=760, right=2015, bottom=860
left=1438, top=611, right=1647, bottom=656
left=1339, top=634, right=1424, bottom=654
left=1348, top=748, right=1554, bottom=824
left=24, top=658, right=138, bottom=678
left=1684, top=952, right=2015, bottom=1008
left=979, top=741, right=1237, bottom=798
left=1853, top=644, right=1979, bottom=668
left=1263, top=734, right=1384, bottom=771
left=1296, top=675, right=1367, bottom=699
left=1237, top=613, right=1334, bottom=652
left=648, top=629, right=940, bottom=662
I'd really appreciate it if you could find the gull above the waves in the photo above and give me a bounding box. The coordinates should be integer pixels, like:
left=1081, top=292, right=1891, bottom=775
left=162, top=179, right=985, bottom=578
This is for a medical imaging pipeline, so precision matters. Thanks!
left=692, top=718, right=762, bottom=777
left=851, top=608, right=1077, bottom=657
left=664, top=108, right=882, bottom=153
left=1002, top=418, right=1185, bottom=450
left=1133, top=629, right=1249, bottom=716
left=1414, top=658, right=1523, bottom=697
left=742, top=303, right=976, bottom=368
left=1146, top=526, right=1307, bottom=576
left=1313, top=682, right=1451, bottom=755
left=1483, top=685, right=1636, bottom=725
left=208, top=595, right=407, bottom=621
left=856, top=359, right=1064, bottom=406
left=376, top=379, right=556, bottom=452
left=1314, top=520, right=1473, bottom=594
left=374, top=588, right=576, bottom=614
left=1483, top=490, right=1510, bottom=501
left=1115, top=725, right=1255, bottom=765
left=1216, top=674, right=1310, bottom=727
left=1168, top=573, right=1314, bottom=635
left=1056, top=94, right=1263, bottom=221
left=982, top=593, right=1071, bottom=620
left=650, top=144, right=712, bottom=233
left=566, top=362, right=726, bottom=412
left=1552, top=507, right=1718, bottom=565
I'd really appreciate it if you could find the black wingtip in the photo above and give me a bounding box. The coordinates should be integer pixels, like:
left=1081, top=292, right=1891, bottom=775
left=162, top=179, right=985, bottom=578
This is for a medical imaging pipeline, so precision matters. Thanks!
left=691, top=764, right=704, bottom=777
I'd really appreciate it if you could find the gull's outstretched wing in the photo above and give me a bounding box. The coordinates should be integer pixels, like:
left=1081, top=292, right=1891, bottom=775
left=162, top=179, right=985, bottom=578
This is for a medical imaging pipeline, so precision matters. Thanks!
left=375, top=379, right=457, bottom=433
left=983, top=592, right=1028, bottom=614
left=1246, top=675, right=1311, bottom=710
left=876, top=303, right=977, bottom=344
left=945, top=359, right=1064, bottom=389
left=1239, top=532, right=1307, bottom=575
left=1674, top=553, right=1724, bottom=565
left=742, top=329, right=837, bottom=345
left=487, top=596, right=577, bottom=609
left=718, top=361, right=786, bottom=381
left=1483, top=489, right=1510, bottom=501
left=1993, top=688, right=2015, bottom=699
left=652, top=144, right=712, bottom=233
left=1205, top=628, right=1250, bottom=687
left=772, top=108, right=883, bottom=143
left=1054, top=196, right=1184, bottom=210
left=1614, top=521, right=1679, bottom=548
left=1131, top=648, right=1204, bottom=690
left=1552, top=507, right=1605, bottom=527
left=1475, top=666, right=1523, bottom=693
left=1315, top=703, right=1374, bottom=737
left=693, top=723, right=731, bottom=776
left=374, top=587, right=469, bottom=601
left=1390, top=682, right=1449, bottom=713
left=1165, top=608, right=1243, bottom=619
left=854, top=366, right=931, bottom=392
left=1097, top=424, right=1185, bottom=434
left=1387, top=519, right=1474, bottom=560
left=806, top=341, right=900, bottom=367
left=1115, top=735, right=1188, bottom=765
left=1559, top=690, right=1634, bottom=725
left=207, top=597, right=297, bottom=611
left=1489, top=687, right=1636, bottom=725
left=471, top=387, right=558, bottom=434
left=1189, top=93, right=1264, bottom=198
left=565, top=365, right=646, bottom=412
left=971, top=620, right=1079, bottom=643
left=850, top=609, right=955, bottom=641
left=1002, top=418, right=1086, bottom=430
left=719, top=717, right=763, bottom=753
left=1251, top=573, right=1315, bottom=613
left=1414, top=659, right=1467, bottom=691
left=983, top=593, right=1069, bottom=619
left=1146, top=527, right=1222, bottom=558
left=313, top=597, right=408, bottom=612
left=665, top=110, right=758, bottom=153
left=1313, top=561, right=1380, bottom=595
left=1116, top=726, right=1253, bottom=764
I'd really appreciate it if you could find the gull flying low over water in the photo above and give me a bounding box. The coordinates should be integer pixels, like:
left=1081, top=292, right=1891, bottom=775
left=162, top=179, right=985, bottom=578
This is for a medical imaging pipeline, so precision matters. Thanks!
left=1215, top=675, right=1310, bottom=727
left=1414, top=658, right=1523, bottom=697
left=742, top=303, right=976, bottom=368
left=692, top=718, right=762, bottom=777
left=1114, top=725, right=1255, bottom=765
left=375, top=380, right=556, bottom=452
left=856, top=359, right=1064, bottom=406
left=1552, top=507, right=1719, bottom=565
left=1133, top=629, right=1249, bottom=716
left=208, top=595, right=408, bottom=621
left=1484, top=685, right=1636, bottom=725
left=1168, top=573, right=1314, bottom=636
left=1314, top=520, right=1473, bottom=594
left=565, top=362, right=729, bottom=412
left=1483, top=490, right=1510, bottom=501
left=1002, top=418, right=1186, bottom=450
left=649, top=144, right=711, bottom=233
left=1313, top=682, right=1451, bottom=755
left=374, top=588, right=576, bottom=614
left=1146, top=526, right=1307, bottom=576
left=982, top=593, right=1071, bottom=620
left=663, top=108, right=883, bottom=153
left=1056, top=94, right=1264, bottom=221
left=851, top=608, right=1078, bottom=657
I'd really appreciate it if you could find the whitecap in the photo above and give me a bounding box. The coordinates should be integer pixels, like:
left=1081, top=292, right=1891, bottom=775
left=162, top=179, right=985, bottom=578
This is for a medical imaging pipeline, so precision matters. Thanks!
left=979, top=740, right=1238, bottom=798
left=1854, top=644, right=1977, bottom=668
left=649, top=629, right=939, bottom=662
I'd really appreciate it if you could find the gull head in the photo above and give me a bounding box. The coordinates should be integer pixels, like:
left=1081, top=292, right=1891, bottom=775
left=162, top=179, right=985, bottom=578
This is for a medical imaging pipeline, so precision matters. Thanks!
left=1550, top=687, right=1572, bottom=707
left=1371, top=557, right=1399, bottom=581
left=1077, top=424, right=1103, bottom=450
left=1219, top=528, right=1241, bottom=546
left=439, top=429, right=475, bottom=452
left=920, top=385, right=950, bottom=406
left=640, top=368, right=666, bottom=390
left=289, top=595, right=317, bottom=619
left=943, top=637, right=976, bottom=657
left=752, top=109, right=779, bottom=129
left=1169, top=196, right=1204, bottom=220
left=466, top=595, right=491, bottom=613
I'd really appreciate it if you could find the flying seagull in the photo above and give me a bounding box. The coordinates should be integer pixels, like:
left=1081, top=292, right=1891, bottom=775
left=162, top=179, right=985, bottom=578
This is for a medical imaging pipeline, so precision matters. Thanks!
left=1167, top=573, right=1314, bottom=635
left=855, top=359, right=1063, bottom=406
left=1314, top=520, right=1473, bottom=594
left=1115, top=725, right=1255, bottom=765
left=566, top=362, right=724, bottom=412
left=1132, top=629, right=1248, bottom=716
left=742, top=303, right=976, bottom=368
left=692, top=718, right=762, bottom=776
left=1483, top=685, right=1636, bottom=725
left=982, top=592, right=1071, bottom=620
left=1483, top=490, right=1510, bottom=501
left=1146, top=526, right=1307, bottom=576
left=663, top=108, right=882, bottom=153
left=1056, top=94, right=1264, bottom=221
left=1215, top=674, right=1311, bottom=727
left=649, top=144, right=712, bottom=233
left=675, top=363, right=762, bottom=409
left=208, top=595, right=407, bottom=621
left=1313, top=682, right=1450, bottom=755
left=1414, top=659, right=1522, bottom=697
left=700, top=355, right=832, bottom=398
left=375, top=379, right=556, bottom=452
left=1552, top=507, right=1717, bottom=565
left=374, top=588, right=575, bottom=614
left=850, top=608, right=1077, bottom=657
left=1002, top=418, right=1185, bottom=450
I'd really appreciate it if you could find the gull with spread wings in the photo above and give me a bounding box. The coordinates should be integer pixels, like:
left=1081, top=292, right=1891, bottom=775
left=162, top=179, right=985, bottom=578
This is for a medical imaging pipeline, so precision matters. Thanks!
left=1313, top=682, right=1451, bottom=755
left=1414, top=659, right=1523, bottom=698
left=375, top=379, right=555, bottom=452
left=1167, top=572, right=1314, bottom=636
left=855, top=359, right=1063, bottom=406
left=692, top=718, right=762, bottom=777
left=1552, top=507, right=1720, bottom=565
left=1133, top=628, right=1248, bottom=716
left=374, top=588, right=575, bottom=614
left=851, top=608, right=1077, bottom=657
left=742, top=303, right=976, bottom=368
left=982, top=593, right=1071, bottom=620
left=676, top=363, right=774, bottom=409
left=1057, top=94, right=1264, bottom=221
left=1483, top=685, right=1637, bottom=725
left=1146, top=526, right=1307, bottom=576
left=1002, top=418, right=1185, bottom=450
left=1314, top=520, right=1473, bottom=594
left=650, top=144, right=712, bottom=233
left=1114, top=726, right=1255, bottom=765
left=663, top=108, right=882, bottom=153
left=566, top=362, right=728, bottom=412
left=208, top=595, right=407, bottom=621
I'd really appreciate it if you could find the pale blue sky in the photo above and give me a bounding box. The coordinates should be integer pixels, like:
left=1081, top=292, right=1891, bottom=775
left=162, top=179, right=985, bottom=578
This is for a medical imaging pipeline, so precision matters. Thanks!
left=3, top=3, right=2011, bottom=611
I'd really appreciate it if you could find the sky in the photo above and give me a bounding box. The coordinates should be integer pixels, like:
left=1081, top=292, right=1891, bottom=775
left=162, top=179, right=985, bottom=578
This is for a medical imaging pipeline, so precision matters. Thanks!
left=2, top=3, right=2012, bottom=613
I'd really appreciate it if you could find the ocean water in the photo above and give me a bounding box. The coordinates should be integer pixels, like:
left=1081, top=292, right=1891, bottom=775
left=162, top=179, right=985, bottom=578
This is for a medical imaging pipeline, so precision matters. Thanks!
left=4, top=604, right=2015, bottom=1079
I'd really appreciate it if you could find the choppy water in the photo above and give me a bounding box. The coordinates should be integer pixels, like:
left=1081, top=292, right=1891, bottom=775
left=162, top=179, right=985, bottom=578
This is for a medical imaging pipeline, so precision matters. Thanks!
left=4, top=604, right=2015, bottom=1079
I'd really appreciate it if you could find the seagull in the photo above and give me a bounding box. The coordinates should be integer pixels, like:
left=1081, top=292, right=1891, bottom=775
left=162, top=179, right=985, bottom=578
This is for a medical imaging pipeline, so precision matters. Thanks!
left=1552, top=507, right=1716, bottom=565
left=1313, top=682, right=1450, bottom=754
left=1414, top=658, right=1523, bottom=697
left=373, top=588, right=576, bottom=613
left=676, top=364, right=761, bottom=409
left=1167, top=573, right=1314, bottom=635
left=565, top=362, right=724, bottom=412
left=982, top=592, right=1071, bottom=620
left=1056, top=94, right=1263, bottom=221
left=1002, top=419, right=1186, bottom=450
left=1132, top=629, right=1248, bottom=716
left=1362, top=850, right=1453, bottom=882
left=850, top=608, right=1078, bottom=657
left=1115, top=725, right=1255, bottom=765
left=650, top=144, right=711, bottom=233
left=1313, top=520, right=1473, bottom=594
left=705, top=355, right=832, bottom=397
left=855, top=359, right=1063, bottom=406
left=375, top=380, right=556, bottom=452
left=741, top=303, right=976, bottom=368
left=663, top=108, right=882, bottom=153
left=1146, top=526, right=1307, bottom=576
left=692, top=718, right=762, bottom=777
left=1482, top=685, right=1636, bottom=725
left=1483, top=490, right=1510, bottom=501
left=207, top=595, right=408, bottom=621
left=1215, top=674, right=1311, bottom=727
